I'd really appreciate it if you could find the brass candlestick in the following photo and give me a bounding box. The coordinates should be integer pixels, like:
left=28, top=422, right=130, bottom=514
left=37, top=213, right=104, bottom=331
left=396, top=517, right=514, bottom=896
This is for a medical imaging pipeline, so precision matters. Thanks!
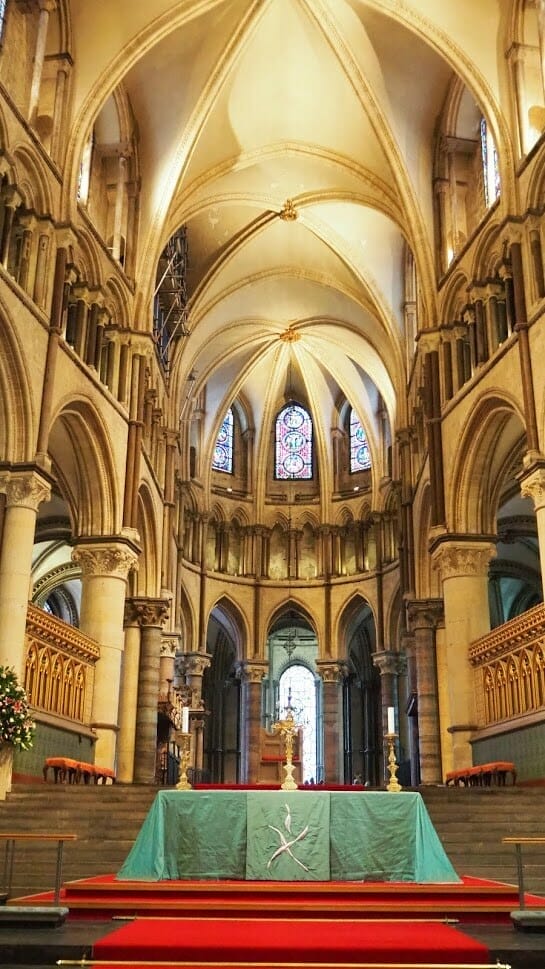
left=385, top=732, right=402, bottom=792
left=272, top=704, right=299, bottom=791
left=174, top=730, right=192, bottom=790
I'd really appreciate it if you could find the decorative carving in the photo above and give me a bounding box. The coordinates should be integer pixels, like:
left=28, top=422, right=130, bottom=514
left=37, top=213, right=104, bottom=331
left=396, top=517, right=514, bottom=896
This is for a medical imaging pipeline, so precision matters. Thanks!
left=520, top=466, right=545, bottom=511
left=432, top=542, right=496, bottom=580
left=405, top=598, right=444, bottom=632
left=469, top=603, right=545, bottom=666
left=237, top=661, right=268, bottom=684
left=72, top=544, right=139, bottom=579
left=279, top=199, right=297, bottom=221
left=373, top=651, right=399, bottom=677
left=0, top=471, right=51, bottom=510
left=25, top=602, right=100, bottom=661
left=316, top=661, right=347, bottom=684
left=127, top=597, right=170, bottom=628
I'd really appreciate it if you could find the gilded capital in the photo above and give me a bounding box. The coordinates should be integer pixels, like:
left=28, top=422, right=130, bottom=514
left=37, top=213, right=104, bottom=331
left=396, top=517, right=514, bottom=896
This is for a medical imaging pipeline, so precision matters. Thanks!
left=0, top=471, right=51, bottom=510
left=73, top=543, right=139, bottom=579
left=432, top=541, right=496, bottom=580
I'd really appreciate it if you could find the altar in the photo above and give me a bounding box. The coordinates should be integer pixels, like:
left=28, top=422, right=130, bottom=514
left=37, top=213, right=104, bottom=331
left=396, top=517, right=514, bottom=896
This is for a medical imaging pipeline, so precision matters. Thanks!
left=117, top=789, right=460, bottom=884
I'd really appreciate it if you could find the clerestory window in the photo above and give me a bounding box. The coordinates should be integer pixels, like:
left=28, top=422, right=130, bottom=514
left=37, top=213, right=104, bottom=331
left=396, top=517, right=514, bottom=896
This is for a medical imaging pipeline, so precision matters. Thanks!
left=275, top=403, right=313, bottom=480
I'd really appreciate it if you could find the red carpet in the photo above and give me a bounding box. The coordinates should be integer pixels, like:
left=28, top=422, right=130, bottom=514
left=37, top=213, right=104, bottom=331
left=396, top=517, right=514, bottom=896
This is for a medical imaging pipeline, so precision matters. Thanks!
left=93, top=915, right=490, bottom=965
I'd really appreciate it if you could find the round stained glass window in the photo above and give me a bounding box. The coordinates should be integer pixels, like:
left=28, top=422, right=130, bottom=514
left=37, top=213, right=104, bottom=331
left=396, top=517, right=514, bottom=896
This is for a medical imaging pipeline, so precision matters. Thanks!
left=284, top=407, right=304, bottom=429
left=214, top=444, right=229, bottom=469
left=283, top=453, right=304, bottom=475
left=285, top=431, right=305, bottom=450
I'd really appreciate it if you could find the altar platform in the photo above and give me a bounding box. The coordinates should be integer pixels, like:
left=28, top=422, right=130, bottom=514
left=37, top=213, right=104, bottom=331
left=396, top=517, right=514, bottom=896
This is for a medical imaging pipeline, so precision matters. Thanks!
left=116, top=788, right=461, bottom=883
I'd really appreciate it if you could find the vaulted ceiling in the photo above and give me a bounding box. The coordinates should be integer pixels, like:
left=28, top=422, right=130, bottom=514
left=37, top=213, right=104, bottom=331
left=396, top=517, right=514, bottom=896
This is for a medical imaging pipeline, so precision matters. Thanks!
left=68, top=0, right=505, bottom=475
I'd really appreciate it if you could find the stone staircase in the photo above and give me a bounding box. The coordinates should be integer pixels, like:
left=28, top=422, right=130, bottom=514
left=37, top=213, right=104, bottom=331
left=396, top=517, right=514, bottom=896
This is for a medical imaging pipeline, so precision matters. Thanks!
left=0, top=782, right=544, bottom=902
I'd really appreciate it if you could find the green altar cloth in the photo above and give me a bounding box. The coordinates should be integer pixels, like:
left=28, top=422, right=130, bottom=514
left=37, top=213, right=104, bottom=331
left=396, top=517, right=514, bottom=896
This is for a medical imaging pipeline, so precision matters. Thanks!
left=117, top=790, right=461, bottom=883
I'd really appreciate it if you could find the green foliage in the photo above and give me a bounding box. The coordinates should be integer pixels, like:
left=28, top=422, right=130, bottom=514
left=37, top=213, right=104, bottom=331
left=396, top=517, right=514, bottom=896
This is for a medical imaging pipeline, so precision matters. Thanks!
left=0, top=666, right=34, bottom=750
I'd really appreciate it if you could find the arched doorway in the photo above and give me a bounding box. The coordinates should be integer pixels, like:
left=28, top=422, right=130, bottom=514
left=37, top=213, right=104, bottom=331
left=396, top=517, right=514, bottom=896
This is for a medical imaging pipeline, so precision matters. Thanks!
left=202, top=606, right=242, bottom=783
left=341, top=599, right=381, bottom=786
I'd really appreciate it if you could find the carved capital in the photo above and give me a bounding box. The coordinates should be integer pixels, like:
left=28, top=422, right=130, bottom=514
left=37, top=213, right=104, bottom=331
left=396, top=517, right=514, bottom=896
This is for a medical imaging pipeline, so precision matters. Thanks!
left=73, top=542, right=139, bottom=579
left=177, top=652, right=212, bottom=678
left=373, top=650, right=399, bottom=677
left=519, top=463, right=545, bottom=512
left=405, top=598, right=444, bottom=632
left=316, top=661, right=347, bottom=684
left=432, top=541, right=496, bottom=580
left=126, top=596, right=170, bottom=628
left=237, top=661, right=268, bottom=684
left=0, top=470, right=51, bottom=510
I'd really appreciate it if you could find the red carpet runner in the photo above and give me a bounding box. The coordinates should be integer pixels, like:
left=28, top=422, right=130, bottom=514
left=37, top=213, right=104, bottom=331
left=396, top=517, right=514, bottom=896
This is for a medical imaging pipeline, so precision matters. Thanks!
left=93, top=915, right=491, bottom=965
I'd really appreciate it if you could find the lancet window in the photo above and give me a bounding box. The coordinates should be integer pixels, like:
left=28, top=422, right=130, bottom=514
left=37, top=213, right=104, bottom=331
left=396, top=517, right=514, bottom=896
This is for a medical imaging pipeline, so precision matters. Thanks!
left=349, top=409, right=372, bottom=473
left=275, top=403, right=313, bottom=480
left=212, top=408, right=234, bottom=473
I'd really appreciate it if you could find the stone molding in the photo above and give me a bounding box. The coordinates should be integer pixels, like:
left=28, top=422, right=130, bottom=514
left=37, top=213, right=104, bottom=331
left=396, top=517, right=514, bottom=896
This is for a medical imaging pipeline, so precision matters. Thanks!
left=237, top=661, right=268, bottom=683
left=316, top=660, right=347, bottom=683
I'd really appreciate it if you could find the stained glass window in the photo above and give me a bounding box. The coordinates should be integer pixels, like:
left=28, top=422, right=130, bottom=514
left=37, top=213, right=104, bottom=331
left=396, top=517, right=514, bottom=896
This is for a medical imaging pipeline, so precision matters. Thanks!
left=0, top=0, right=6, bottom=41
left=480, top=117, right=500, bottom=209
left=350, top=409, right=371, bottom=472
left=212, top=407, right=233, bottom=473
left=275, top=403, right=312, bottom=479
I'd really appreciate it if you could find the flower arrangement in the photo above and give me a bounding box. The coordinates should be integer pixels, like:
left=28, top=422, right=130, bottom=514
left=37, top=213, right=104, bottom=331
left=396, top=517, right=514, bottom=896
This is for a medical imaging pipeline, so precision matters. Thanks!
left=0, top=666, right=34, bottom=750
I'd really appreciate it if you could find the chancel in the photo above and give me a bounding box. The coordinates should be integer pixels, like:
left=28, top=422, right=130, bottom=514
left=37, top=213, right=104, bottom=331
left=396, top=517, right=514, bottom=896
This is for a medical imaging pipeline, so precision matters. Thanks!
left=1, top=1, right=545, bottom=967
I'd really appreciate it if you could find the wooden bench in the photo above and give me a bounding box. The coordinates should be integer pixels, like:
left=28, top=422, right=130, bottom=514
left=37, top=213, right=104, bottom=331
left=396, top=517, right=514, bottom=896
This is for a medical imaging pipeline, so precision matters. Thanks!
left=445, top=761, right=516, bottom=787
left=43, top=758, right=116, bottom=784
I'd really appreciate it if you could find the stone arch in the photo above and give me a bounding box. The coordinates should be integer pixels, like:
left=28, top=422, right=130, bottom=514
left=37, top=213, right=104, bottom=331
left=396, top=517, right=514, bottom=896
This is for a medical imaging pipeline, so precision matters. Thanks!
left=48, top=397, right=120, bottom=537
left=0, top=306, right=34, bottom=462
left=11, top=143, right=53, bottom=216
left=450, top=393, right=527, bottom=535
left=135, top=483, right=161, bottom=597
left=207, top=595, right=248, bottom=663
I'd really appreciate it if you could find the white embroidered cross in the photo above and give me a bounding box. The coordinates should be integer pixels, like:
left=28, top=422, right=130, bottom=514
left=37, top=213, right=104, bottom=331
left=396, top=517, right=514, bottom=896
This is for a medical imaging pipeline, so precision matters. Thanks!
left=267, top=802, right=309, bottom=871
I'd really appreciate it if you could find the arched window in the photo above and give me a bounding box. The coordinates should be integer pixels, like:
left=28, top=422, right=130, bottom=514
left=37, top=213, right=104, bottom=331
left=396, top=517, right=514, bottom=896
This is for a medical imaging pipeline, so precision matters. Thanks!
left=480, top=117, right=500, bottom=208
left=275, top=403, right=312, bottom=479
left=212, top=407, right=234, bottom=473
left=278, top=664, right=317, bottom=782
left=350, top=409, right=372, bottom=472
left=0, top=0, right=7, bottom=41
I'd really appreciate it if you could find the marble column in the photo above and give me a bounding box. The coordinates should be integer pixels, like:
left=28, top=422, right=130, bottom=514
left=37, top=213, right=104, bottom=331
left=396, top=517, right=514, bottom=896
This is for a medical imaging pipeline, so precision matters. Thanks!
left=238, top=662, right=267, bottom=784
left=316, top=661, right=346, bottom=783
left=116, top=602, right=141, bottom=783
left=72, top=541, right=139, bottom=770
left=0, top=470, right=51, bottom=676
left=401, top=631, right=420, bottom=785
left=373, top=650, right=399, bottom=784
left=131, top=597, right=171, bottom=784
left=519, top=462, right=545, bottom=596
left=405, top=599, right=443, bottom=784
left=431, top=540, right=496, bottom=770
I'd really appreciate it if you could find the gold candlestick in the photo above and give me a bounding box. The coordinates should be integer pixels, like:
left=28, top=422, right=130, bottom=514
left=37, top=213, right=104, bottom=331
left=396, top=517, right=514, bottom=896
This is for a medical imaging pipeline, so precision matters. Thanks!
left=385, top=732, right=402, bottom=792
left=272, top=704, right=299, bottom=791
left=174, top=730, right=192, bottom=790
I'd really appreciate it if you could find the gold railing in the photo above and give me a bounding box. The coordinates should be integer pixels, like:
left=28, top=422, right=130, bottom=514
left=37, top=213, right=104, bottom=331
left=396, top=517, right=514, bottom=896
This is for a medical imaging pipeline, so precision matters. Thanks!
left=469, top=603, right=545, bottom=726
left=24, top=603, right=100, bottom=724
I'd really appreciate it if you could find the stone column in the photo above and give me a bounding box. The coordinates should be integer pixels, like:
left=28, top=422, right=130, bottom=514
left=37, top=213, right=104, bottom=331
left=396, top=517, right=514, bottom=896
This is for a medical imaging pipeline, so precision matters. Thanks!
left=182, top=652, right=211, bottom=774
left=131, top=597, right=171, bottom=784
left=238, top=662, right=267, bottom=783
left=0, top=186, right=22, bottom=268
left=0, top=470, right=51, bottom=675
left=72, top=541, right=139, bottom=769
left=28, top=0, right=57, bottom=125
left=519, top=462, right=545, bottom=595
left=401, top=631, right=420, bottom=785
left=316, top=661, right=346, bottom=783
left=373, top=650, right=399, bottom=784
left=431, top=540, right=496, bottom=769
left=117, top=601, right=141, bottom=783
left=111, top=155, right=127, bottom=264
left=405, top=599, right=443, bottom=784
